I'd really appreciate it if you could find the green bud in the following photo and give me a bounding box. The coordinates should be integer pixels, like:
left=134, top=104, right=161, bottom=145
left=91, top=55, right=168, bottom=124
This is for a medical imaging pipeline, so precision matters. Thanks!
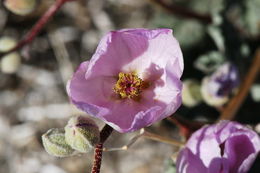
left=4, top=0, right=36, bottom=16
left=42, top=128, right=75, bottom=157
left=182, top=79, right=202, bottom=107
left=65, top=116, right=100, bottom=153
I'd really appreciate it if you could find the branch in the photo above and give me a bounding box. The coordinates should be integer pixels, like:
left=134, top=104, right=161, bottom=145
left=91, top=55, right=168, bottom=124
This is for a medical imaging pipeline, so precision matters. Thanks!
left=103, top=128, right=184, bottom=152
left=218, top=49, right=260, bottom=120
left=142, top=129, right=184, bottom=147
left=147, top=0, right=212, bottom=24
left=0, top=0, right=76, bottom=59
left=91, top=124, right=113, bottom=173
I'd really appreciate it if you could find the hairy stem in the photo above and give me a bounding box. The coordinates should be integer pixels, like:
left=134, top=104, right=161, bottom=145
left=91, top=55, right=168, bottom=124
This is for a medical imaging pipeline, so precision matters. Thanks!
left=0, top=0, right=76, bottom=59
left=91, top=124, right=113, bottom=173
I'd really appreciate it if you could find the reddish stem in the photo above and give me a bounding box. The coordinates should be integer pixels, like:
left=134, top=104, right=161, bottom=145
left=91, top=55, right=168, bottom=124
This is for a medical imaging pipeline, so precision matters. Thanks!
left=0, top=0, right=75, bottom=59
left=91, top=124, right=113, bottom=173
left=91, top=143, right=103, bottom=173
left=218, top=49, right=260, bottom=120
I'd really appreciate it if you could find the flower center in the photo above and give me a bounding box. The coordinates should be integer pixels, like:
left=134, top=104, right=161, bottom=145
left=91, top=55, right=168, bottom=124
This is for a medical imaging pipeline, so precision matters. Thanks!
left=114, top=72, right=148, bottom=100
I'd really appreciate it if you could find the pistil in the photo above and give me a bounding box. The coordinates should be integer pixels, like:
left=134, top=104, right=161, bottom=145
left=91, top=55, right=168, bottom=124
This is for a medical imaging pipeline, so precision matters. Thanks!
left=113, top=72, right=149, bottom=100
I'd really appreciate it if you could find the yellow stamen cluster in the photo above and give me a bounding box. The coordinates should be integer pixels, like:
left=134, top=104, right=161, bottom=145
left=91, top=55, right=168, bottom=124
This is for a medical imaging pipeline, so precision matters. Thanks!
left=114, top=72, right=148, bottom=100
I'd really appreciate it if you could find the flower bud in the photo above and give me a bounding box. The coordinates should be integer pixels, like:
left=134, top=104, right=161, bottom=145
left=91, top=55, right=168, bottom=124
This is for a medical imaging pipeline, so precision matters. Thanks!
left=182, top=79, right=202, bottom=107
left=201, top=77, right=228, bottom=106
left=4, top=0, right=36, bottom=16
left=65, top=115, right=100, bottom=153
left=201, top=63, right=239, bottom=106
left=42, top=128, right=75, bottom=157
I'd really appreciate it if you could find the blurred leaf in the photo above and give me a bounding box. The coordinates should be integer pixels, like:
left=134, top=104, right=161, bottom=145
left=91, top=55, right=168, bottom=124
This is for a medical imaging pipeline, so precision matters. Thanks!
left=244, top=0, right=260, bottom=36
left=227, top=0, right=260, bottom=37
left=164, top=159, right=176, bottom=173
left=240, top=43, right=250, bottom=57
left=207, top=26, right=225, bottom=52
left=250, top=84, right=260, bottom=102
left=189, top=0, right=224, bottom=15
left=194, top=51, right=225, bottom=73
left=150, top=12, right=205, bottom=47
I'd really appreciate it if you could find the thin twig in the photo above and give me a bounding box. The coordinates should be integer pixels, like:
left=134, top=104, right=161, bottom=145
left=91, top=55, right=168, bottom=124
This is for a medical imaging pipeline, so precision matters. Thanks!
left=91, top=124, right=113, bottom=173
left=218, top=49, right=260, bottom=120
left=0, top=0, right=76, bottom=59
left=103, top=128, right=184, bottom=152
left=147, top=0, right=212, bottom=24
left=142, top=130, right=184, bottom=147
left=103, top=133, right=143, bottom=152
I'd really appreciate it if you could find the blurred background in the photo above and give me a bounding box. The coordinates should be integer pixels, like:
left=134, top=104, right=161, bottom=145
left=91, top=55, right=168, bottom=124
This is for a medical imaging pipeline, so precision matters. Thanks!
left=0, top=0, right=259, bottom=172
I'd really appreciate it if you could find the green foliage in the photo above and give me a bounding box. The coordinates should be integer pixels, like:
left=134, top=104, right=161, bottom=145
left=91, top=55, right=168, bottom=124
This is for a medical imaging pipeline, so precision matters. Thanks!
left=244, top=0, right=260, bottom=36
left=150, top=12, right=206, bottom=47
left=194, top=51, right=225, bottom=73
left=164, top=159, right=176, bottom=173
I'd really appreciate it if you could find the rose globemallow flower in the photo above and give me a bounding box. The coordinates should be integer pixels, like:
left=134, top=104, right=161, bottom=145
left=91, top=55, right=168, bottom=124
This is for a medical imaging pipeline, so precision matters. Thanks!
left=176, top=121, right=260, bottom=173
left=67, top=28, right=183, bottom=133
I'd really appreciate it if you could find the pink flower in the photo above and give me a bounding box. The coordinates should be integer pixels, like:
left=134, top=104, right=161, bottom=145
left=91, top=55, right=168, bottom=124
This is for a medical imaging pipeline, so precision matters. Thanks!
left=176, top=121, right=260, bottom=173
left=67, top=28, right=183, bottom=133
